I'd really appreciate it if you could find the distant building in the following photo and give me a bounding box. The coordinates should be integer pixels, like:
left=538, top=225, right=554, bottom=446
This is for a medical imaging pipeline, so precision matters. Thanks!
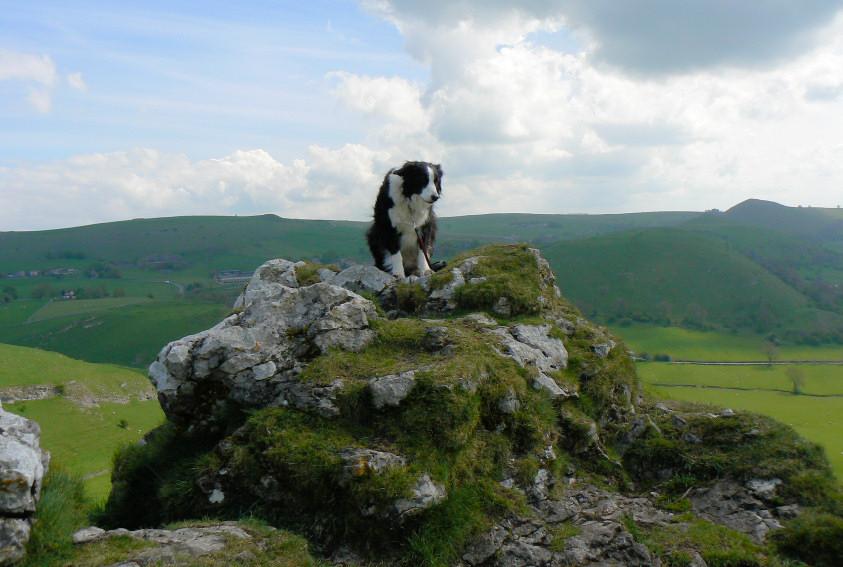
left=215, top=270, right=254, bottom=285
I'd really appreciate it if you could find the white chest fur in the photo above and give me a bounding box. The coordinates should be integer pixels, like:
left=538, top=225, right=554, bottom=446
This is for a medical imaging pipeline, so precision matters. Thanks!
left=385, top=173, right=433, bottom=275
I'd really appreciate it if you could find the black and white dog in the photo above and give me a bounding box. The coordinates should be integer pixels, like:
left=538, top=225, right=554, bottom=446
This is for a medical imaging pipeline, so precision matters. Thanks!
left=366, top=161, right=443, bottom=277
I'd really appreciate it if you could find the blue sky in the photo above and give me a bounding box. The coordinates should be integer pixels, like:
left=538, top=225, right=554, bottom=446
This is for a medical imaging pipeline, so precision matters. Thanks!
left=1, top=1, right=417, bottom=161
left=3, top=1, right=843, bottom=230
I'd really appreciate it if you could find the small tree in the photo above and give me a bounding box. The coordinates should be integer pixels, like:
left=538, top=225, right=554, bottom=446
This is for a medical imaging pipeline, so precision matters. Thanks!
left=762, top=341, right=780, bottom=366
left=785, top=367, right=805, bottom=395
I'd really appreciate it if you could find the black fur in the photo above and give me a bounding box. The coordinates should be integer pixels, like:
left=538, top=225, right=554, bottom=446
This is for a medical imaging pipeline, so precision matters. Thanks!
left=366, top=161, right=443, bottom=277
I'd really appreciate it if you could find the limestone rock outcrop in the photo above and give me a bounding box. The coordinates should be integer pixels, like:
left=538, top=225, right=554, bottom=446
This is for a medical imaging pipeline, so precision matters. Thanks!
left=107, top=244, right=835, bottom=566
left=0, top=401, right=50, bottom=566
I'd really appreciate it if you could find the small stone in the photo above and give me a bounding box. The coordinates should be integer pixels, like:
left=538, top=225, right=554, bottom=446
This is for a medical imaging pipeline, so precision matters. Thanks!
left=493, top=296, right=511, bottom=316
left=498, top=390, right=521, bottom=414
left=393, top=474, right=446, bottom=518
left=369, top=370, right=417, bottom=409
left=683, top=432, right=701, bottom=445
left=72, top=526, right=106, bottom=545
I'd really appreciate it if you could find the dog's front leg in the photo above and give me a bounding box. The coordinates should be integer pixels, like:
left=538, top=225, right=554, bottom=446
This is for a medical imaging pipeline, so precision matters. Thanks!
left=416, top=248, right=433, bottom=276
left=384, top=251, right=406, bottom=277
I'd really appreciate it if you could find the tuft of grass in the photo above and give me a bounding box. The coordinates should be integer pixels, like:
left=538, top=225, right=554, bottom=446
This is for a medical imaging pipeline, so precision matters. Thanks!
left=21, top=467, right=90, bottom=567
left=450, top=244, right=546, bottom=316
left=630, top=513, right=771, bottom=567
left=94, top=421, right=224, bottom=529
left=294, top=261, right=339, bottom=287
left=402, top=482, right=513, bottom=567
left=396, top=282, right=429, bottom=314
left=548, top=522, right=582, bottom=552
left=770, top=510, right=843, bottom=567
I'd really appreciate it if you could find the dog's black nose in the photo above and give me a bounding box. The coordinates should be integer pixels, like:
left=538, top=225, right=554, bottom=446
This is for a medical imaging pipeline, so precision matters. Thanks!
left=431, top=193, right=440, bottom=202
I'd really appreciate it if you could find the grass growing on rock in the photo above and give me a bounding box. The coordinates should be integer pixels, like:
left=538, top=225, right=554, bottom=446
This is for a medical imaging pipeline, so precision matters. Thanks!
left=21, top=467, right=90, bottom=567
left=625, top=404, right=840, bottom=511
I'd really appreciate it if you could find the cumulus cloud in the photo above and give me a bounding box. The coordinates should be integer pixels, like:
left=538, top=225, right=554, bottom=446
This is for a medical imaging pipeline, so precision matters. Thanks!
left=5, top=1, right=843, bottom=231
left=1, top=146, right=410, bottom=230
left=558, top=0, right=843, bottom=75
left=346, top=0, right=843, bottom=214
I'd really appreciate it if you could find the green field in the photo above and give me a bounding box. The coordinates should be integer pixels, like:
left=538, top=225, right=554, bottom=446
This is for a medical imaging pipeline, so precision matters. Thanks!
left=639, top=362, right=843, bottom=477
left=0, top=343, right=146, bottom=391
left=616, top=323, right=843, bottom=361
left=7, top=397, right=164, bottom=500
left=1, top=343, right=164, bottom=500
left=0, top=301, right=229, bottom=368
left=29, top=297, right=154, bottom=321
left=2, top=277, right=183, bottom=302
left=0, top=299, right=49, bottom=326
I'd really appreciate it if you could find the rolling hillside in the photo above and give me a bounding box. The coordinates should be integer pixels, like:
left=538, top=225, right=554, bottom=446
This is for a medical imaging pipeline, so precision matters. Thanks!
left=0, top=300, right=229, bottom=367
left=544, top=227, right=843, bottom=340
left=2, top=199, right=843, bottom=360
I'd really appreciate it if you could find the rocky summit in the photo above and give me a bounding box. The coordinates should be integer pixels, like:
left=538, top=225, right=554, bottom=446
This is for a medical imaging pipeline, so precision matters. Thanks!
left=73, top=245, right=843, bottom=566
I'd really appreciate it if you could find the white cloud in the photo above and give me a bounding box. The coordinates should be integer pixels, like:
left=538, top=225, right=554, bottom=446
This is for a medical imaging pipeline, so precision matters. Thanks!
left=25, top=86, right=53, bottom=113
left=344, top=1, right=843, bottom=214
left=1, top=146, right=418, bottom=230
left=330, top=72, right=427, bottom=129
left=0, top=48, right=87, bottom=112
left=0, top=48, right=57, bottom=84
left=66, top=72, right=87, bottom=91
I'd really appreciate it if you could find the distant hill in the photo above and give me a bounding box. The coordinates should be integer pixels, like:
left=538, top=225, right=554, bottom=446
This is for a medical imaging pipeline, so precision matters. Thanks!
left=724, top=199, right=843, bottom=245
left=3, top=200, right=843, bottom=353
left=0, top=215, right=371, bottom=276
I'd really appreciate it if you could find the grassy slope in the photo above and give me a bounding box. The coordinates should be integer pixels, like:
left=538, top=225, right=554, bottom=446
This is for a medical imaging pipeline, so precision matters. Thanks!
left=437, top=210, right=700, bottom=244
left=29, top=297, right=154, bottom=321
left=616, top=323, right=843, bottom=361
left=723, top=199, right=843, bottom=242
left=9, top=397, right=164, bottom=500
left=0, top=214, right=370, bottom=276
left=543, top=227, right=830, bottom=330
left=0, top=299, right=49, bottom=326
left=0, top=301, right=229, bottom=367
left=1, top=342, right=146, bottom=390
left=1, top=343, right=164, bottom=500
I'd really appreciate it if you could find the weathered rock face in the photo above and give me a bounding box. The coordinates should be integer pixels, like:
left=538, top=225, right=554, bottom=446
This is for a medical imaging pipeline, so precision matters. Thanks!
left=690, top=479, right=783, bottom=543
left=461, top=484, right=673, bottom=567
left=147, top=248, right=596, bottom=435
left=0, top=401, right=50, bottom=566
left=150, top=262, right=379, bottom=432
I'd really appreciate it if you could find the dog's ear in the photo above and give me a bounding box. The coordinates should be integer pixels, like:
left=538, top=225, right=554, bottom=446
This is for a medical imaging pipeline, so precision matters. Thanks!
left=392, top=162, right=412, bottom=178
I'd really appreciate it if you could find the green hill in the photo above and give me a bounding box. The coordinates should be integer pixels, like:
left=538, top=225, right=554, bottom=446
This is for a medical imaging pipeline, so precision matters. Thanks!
left=0, top=300, right=229, bottom=367
left=3, top=201, right=843, bottom=352
left=543, top=227, right=843, bottom=338
left=0, top=343, right=164, bottom=499
left=0, top=214, right=371, bottom=278
left=723, top=199, right=843, bottom=248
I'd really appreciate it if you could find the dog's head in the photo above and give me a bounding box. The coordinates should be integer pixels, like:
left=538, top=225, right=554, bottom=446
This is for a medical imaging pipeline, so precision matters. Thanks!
left=390, top=161, right=443, bottom=205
